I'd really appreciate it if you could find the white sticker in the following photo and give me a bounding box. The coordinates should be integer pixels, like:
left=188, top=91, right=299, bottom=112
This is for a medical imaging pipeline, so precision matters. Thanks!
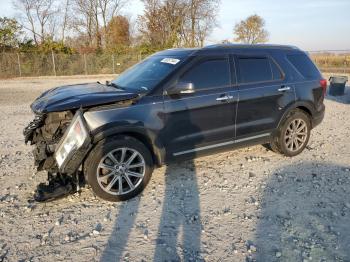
left=161, top=58, right=180, bottom=65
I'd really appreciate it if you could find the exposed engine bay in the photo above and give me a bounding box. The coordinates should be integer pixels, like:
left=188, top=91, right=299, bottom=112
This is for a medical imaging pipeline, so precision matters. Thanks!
left=24, top=111, right=74, bottom=172
left=24, top=111, right=79, bottom=201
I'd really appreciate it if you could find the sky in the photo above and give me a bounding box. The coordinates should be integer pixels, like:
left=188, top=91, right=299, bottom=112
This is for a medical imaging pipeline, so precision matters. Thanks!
left=1, top=0, right=350, bottom=51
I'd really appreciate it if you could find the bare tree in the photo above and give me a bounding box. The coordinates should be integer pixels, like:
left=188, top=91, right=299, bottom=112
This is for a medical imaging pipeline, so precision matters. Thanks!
left=138, top=0, right=219, bottom=49
left=71, top=0, right=127, bottom=49
left=188, top=0, right=220, bottom=46
left=61, top=0, right=70, bottom=42
left=73, top=0, right=96, bottom=47
left=12, top=0, right=220, bottom=50
left=14, top=0, right=57, bottom=44
left=162, top=0, right=187, bottom=47
left=14, top=0, right=39, bottom=44
left=233, top=14, right=269, bottom=44
left=137, top=0, right=164, bottom=48
left=98, top=0, right=126, bottom=33
left=93, top=0, right=101, bottom=49
left=193, top=0, right=219, bottom=47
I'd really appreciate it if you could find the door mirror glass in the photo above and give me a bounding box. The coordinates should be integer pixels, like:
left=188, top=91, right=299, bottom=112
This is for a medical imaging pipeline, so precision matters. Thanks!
left=167, top=82, right=195, bottom=96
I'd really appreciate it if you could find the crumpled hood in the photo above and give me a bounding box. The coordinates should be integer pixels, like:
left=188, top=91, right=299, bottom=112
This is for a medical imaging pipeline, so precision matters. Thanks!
left=31, top=82, right=139, bottom=113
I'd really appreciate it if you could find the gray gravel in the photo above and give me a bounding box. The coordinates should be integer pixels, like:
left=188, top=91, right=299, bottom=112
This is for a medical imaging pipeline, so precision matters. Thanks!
left=0, top=75, right=349, bottom=262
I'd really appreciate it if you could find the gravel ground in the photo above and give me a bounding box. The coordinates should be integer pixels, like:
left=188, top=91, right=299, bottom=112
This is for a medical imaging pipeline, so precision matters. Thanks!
left=0, top=75, right=349, bottom=262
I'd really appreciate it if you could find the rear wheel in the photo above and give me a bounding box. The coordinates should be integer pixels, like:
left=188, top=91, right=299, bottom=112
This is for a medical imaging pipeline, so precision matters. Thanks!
left=270, top=109, right=311, bottom=157
left=84, top=136, right=153, bottom=202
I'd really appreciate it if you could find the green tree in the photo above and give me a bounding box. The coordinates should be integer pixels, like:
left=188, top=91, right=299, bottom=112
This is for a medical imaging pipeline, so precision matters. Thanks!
left=0, top=17, right=22, bottom=51
left=233, top=14, right=269, bottom=44
left=39, top=39, right=75, bottom=54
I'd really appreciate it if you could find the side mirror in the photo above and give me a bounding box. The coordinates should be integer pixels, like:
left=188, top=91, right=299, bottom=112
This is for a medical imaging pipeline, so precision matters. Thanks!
left=167, top=82, right=195, bottom=96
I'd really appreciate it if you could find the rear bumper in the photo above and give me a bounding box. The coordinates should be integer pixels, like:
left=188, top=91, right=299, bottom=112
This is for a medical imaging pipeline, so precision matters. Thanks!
left=312, top=105, right=325, bottom=128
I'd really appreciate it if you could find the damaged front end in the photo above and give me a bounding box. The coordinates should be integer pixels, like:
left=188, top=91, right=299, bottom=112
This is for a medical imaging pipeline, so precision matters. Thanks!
left=24, top=110, right=91, bottom=201
left=24, top=81, right=141, bottom=202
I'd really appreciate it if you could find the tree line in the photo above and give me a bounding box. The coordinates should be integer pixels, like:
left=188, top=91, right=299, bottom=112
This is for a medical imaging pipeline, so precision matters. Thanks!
left=0, top=0, right=269, bottom=55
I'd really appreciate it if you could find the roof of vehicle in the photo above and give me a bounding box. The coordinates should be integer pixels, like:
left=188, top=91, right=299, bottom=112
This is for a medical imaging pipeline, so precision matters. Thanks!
left=154, top=44, right=301, bottom=57
left=203, top=43, right=299, bottom=50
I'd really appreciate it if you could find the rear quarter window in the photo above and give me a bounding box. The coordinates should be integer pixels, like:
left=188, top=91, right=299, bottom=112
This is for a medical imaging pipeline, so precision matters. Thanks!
left=287, top=54, right=321, bottom=79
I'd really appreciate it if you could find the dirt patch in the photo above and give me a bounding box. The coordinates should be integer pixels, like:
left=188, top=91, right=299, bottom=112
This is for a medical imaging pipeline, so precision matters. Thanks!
left=0, top=76, right=349, bottom=261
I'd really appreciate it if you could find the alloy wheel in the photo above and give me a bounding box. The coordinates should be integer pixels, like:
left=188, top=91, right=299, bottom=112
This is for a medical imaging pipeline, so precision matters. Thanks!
left=284, top=118, right=308, bottom=152
left=96, top=147, right=146, bottom=195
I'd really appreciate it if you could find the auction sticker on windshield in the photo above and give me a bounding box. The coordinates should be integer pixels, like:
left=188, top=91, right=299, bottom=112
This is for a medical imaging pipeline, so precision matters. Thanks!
left=161, top=58, right=180, bottom=65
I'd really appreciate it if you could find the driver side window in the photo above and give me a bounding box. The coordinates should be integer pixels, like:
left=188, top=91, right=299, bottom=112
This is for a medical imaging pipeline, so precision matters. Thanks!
left=179, top=58, right=230, bottom=90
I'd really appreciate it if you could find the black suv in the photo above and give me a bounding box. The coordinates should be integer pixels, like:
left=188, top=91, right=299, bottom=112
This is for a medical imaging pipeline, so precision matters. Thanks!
left=24, top=44, right=326, bottom=202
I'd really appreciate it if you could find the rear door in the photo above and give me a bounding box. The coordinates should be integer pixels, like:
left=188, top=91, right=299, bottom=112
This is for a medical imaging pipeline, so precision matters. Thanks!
left=162, top=55, right=238, bottom=160
left=235, top=54, right=295, bottom=140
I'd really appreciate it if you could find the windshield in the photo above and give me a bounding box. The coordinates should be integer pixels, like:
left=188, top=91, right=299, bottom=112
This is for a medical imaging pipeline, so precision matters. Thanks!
left=111, top=55, right=185, bottom=92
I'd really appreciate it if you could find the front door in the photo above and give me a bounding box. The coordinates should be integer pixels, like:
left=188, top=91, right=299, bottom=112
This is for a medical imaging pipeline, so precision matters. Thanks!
left=162, top=55, right=238, bottom=160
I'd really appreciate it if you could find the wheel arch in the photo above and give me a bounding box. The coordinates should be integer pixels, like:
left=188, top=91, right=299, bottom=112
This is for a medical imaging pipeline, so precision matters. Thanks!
left=295, top=105, right=312, bottom=118
left=277, top=101, right=315, bottom=129
left=90, top=126, right=164, bottom=167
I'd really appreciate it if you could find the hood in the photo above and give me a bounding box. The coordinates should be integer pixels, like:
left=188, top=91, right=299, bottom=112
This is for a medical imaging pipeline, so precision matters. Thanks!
left=31, top=82, right=139, bottom=113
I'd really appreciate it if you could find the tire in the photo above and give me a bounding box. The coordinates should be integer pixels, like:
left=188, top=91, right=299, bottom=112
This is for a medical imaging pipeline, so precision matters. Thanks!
left=84, top=135, right=154, bottom=202
left=270, top=109, right=311, bottom=157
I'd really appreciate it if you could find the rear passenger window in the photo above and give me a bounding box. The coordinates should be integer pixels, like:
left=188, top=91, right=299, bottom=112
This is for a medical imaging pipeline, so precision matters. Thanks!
left=238, top=57, right=272, bottom=83
left=180, top=58, right=230, bottom=90
left=287, top=54, right=320, bottom=79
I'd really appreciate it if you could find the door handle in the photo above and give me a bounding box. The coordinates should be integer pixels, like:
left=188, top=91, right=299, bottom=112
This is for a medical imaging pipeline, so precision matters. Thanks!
left=216, top=95, right=233, bottom=101
left=278, top=86, right=291, bottom=92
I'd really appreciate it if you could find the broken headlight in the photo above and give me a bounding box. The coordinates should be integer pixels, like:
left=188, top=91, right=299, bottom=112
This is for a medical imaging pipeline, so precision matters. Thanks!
left=55, top=111, right=90, bottom=174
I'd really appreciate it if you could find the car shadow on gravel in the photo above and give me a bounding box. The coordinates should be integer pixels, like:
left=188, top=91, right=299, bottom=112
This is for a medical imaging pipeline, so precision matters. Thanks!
left=153, top=161, right=201, bottom=261
left=253, top=162, right=350, bottom=262
left=99, top=160, right=201, bottom=261
left=100, top=98, right=203, bottom=261
left=325, top=86, right=350, bottom=104
left=99, top=194, right=141, bottom=261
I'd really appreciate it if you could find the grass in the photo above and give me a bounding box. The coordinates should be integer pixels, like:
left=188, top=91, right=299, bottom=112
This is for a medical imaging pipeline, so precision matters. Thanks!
left=310, top=53, right=350, bottom=74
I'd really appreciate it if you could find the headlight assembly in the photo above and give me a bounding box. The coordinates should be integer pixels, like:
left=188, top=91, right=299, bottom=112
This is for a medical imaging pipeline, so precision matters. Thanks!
left=55, top=111, right=91, bottom=174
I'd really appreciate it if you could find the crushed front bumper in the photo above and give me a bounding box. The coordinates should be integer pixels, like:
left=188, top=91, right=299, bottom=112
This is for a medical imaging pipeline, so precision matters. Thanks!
left=23, top=114, right=45, bottom=144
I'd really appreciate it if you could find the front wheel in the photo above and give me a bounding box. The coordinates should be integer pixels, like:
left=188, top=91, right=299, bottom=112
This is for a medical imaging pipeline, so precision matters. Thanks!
left=84, top=136, right=154, bottom=202
left=270, top=109, right=311, bottom=157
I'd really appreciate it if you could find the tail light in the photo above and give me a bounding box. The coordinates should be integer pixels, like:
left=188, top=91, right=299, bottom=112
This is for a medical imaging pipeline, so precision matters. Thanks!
left=320, top=79, right=327, bottom=96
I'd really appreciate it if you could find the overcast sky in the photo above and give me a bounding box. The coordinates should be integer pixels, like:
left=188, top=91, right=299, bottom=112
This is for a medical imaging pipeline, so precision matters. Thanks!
left=1, top=0, right=349, bottom=51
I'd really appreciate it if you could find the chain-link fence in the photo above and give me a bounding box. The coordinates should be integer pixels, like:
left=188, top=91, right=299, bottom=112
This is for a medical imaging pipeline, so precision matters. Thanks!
left=0, top=51, right=147, bottom=78
left=0, top=50, right=350, bottom=78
